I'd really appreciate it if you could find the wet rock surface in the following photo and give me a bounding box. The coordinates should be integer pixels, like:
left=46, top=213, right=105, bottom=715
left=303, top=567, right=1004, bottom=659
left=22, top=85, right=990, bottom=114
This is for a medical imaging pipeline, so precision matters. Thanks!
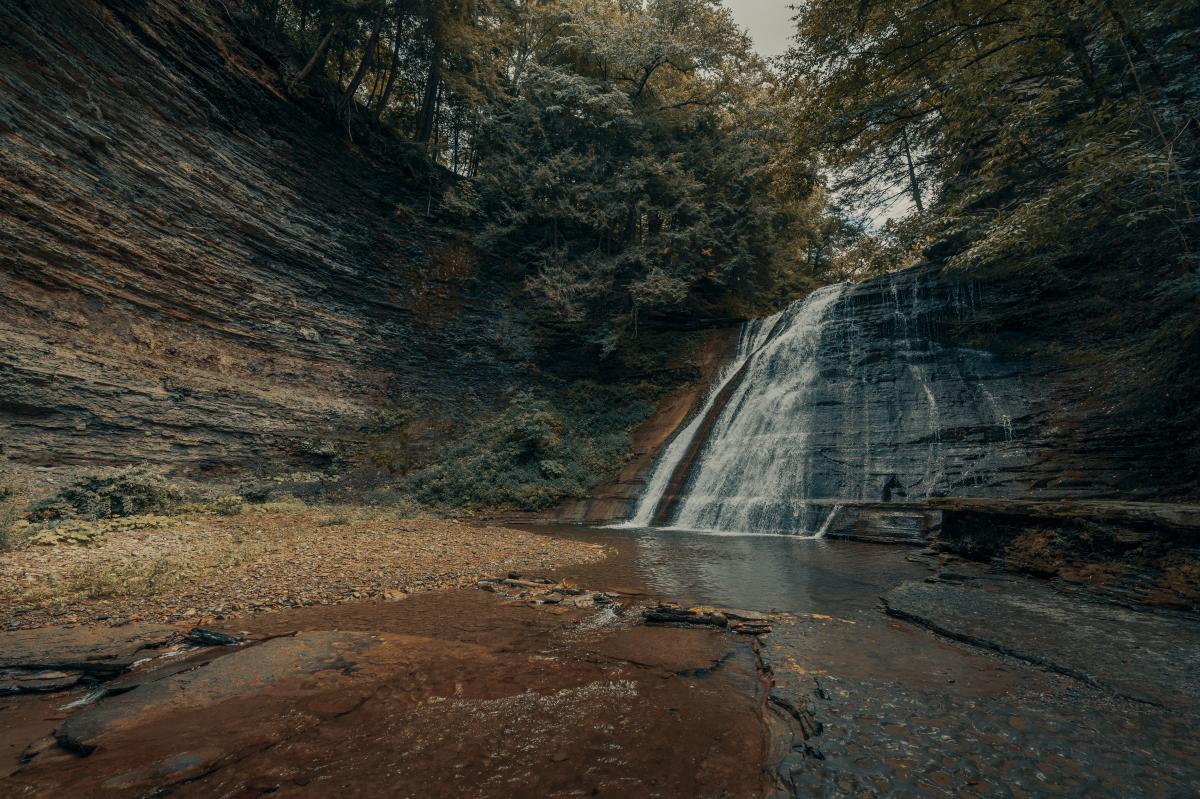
left=2, top=580, right=769, bottom=797
left=764, top=613, right=1200, bottom=798
left=882, top=564, right=1200, bottom=709
left=544, top=525, right=1200, bottom=798
left=54, top=631, right=384, bottom=756
left=646, top=603, right=775, bottom=635
left=0, top=624, right=179, bottom=683
left=932, top=498, right=1200, bottom=612
left=5, top=527, right=1200, bottom=797
left=759, top=564, right=1200, bottom=798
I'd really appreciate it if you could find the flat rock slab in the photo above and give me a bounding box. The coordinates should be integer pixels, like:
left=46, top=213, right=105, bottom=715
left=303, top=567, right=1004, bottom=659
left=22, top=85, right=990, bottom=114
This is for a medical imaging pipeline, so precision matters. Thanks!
left=0, top=624, right=180, bottom=677
left=883, top=575, right=1200, bottom=709
left=55, top=631, right=383, bottom=754
left=0, top=668, right=84, bottom=695
left=580, top=626, right=733, bottom=675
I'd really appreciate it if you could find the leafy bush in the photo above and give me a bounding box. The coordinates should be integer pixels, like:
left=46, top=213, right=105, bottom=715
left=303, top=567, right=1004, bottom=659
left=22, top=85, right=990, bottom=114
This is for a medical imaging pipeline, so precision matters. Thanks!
left=208, top=496, right=244, bottom=516
left=237, top=480, right=274, bottom=504
left=28, top=468, right=182, bottom=522
left=399, top=385, right=651, bottom=511
left=0, top=485, right=23, bottom=551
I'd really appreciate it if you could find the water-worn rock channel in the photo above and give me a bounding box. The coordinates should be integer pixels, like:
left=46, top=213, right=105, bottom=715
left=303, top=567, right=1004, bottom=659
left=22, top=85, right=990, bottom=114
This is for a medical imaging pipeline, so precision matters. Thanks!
left=5, top=524, right=1196, bottom=798
left=554, top=525, right=1200, bottom=798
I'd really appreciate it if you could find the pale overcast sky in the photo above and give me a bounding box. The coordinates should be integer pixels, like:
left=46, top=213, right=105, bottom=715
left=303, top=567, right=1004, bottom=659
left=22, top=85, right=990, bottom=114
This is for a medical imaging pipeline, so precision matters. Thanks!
left=724, top=0, right=796, bottom=59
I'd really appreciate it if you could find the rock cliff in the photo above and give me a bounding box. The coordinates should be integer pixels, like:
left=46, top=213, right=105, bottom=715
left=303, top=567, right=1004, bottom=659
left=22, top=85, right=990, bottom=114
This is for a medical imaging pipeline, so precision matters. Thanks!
left=0, top=0, right=522, bottom=471
left=566, top=257, right=1197, bottom=527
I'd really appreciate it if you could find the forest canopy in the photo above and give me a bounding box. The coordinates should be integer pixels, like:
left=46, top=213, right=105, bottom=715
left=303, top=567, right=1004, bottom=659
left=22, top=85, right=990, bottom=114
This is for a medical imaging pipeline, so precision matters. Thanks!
left=782, top=0, right=1200, bottom=277
left=236, top=0, right=1198, bottom=345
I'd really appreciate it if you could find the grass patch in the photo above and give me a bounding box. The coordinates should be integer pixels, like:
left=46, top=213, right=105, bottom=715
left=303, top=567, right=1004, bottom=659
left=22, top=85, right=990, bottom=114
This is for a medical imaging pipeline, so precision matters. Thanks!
left=11, top=554, right=198, bottom=604
left=246, top=499, right=310, bottom=514
left=65, top=557, right=194, bottom=601
left=208, top=496, right=244, bottom=516
left=21, top=515, right=173, bottom=547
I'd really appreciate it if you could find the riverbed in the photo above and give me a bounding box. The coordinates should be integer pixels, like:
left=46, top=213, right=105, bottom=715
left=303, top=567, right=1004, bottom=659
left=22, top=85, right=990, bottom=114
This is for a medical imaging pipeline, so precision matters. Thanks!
left=537, top=524, right=1200, bottom=798
left=3, top=524, right=1198, bottom=798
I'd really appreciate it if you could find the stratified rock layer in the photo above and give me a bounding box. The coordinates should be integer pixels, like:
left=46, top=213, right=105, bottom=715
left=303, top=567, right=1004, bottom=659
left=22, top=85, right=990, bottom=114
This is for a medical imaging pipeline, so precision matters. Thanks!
left=0, top=0, right=522, bottom=469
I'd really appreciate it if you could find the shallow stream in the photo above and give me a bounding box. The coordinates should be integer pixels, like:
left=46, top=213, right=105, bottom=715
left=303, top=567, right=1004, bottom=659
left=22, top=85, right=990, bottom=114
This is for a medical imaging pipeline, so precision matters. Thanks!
left=528, top=523, right=926, bottom=614
left=530, top=524, right=1200, bottom=798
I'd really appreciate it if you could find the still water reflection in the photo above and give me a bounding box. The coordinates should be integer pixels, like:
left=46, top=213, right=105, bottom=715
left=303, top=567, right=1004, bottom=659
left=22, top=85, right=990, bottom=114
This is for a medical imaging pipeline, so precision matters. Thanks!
left=533, top=525, right=928, bottom=615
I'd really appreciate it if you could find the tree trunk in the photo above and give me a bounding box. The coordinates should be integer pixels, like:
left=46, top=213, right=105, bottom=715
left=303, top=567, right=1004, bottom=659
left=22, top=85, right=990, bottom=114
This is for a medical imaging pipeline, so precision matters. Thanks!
left=1059, top=18, right=1104, bottom=105
left=415, top=42, right=442, bottom=144
left=901, top=125, right=924, bottom=213
left=340, top=0, right=388, bottom=112
left=430, top=84, right=443, bottom=159
left=373, top=7, right=406, bottom=122
left=1101, top=0, right=1167, bottom=86
left=291, top=23, right=336, bottom=89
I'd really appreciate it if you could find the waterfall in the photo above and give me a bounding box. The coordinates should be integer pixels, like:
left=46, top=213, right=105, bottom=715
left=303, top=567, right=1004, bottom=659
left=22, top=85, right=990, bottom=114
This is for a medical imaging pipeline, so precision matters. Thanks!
left=663, top=284, right=849, bottom=534
left=618, top=270, right=1034, bottom=536
left=615, top=312, right=782, bottom=528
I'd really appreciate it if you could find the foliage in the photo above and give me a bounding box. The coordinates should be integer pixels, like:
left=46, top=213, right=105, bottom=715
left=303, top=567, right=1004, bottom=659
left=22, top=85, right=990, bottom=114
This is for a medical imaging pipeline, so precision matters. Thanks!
left=208, top=496, right=246, bottom=516
left=0, top=485, right=23, bottom=551
left=399, top=384, right=652, bottom=510
left=782, top=0, right=1200, bottom=276
left=234, top=0, right=834, bottom=347
left=238, top=480, right=275, bottom=503
left=467, top=0, right=825, bottom=345
left=28, top=468, right=183, bottom=522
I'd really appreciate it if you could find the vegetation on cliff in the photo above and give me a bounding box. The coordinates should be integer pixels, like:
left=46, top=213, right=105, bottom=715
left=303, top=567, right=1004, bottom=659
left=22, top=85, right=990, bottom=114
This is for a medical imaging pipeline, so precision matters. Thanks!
left=2, top=0, right=1197, bottom=510
left=782, top=0, right=1199, bottom=280
left=233, top=0, right=839, bottom=337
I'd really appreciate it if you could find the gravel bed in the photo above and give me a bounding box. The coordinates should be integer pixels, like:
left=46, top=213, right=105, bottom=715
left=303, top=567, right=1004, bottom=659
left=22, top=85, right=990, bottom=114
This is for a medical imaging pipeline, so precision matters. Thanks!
left=0, top=509, right=606, bottom=630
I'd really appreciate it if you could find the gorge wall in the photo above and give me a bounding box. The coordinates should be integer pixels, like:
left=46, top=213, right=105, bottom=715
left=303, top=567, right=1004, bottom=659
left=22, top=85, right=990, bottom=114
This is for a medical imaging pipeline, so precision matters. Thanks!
left=563, top=257, right=1198, bottom=527
left=0, top=0, right=531, bottom=471
left=2, top=1, right=1194, bottom=508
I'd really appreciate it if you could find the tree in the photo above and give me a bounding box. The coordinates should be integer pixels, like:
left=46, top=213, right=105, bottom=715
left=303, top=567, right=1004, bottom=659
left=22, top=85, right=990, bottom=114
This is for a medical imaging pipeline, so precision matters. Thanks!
left=782, top=0, right=1200, bottom=274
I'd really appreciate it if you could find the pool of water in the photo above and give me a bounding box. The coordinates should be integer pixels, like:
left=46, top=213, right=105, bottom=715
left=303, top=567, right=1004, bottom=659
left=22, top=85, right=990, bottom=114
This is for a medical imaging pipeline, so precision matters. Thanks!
left=524, top=524, right=929, bottom=614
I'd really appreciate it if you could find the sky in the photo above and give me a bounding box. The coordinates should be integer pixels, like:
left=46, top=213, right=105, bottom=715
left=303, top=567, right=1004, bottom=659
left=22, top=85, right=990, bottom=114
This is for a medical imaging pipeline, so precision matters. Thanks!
left=724, top=0, right=796, bottom=59
left=723, top=0, right=914, bottom=225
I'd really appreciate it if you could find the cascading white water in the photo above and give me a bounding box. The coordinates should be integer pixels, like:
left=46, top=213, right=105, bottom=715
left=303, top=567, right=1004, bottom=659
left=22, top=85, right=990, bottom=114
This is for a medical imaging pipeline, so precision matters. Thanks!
left=619, top=271, right=1033, bottom=536
left=664, top=284, right=849, bottom=534
left=614, top=312, right=782, bottom=528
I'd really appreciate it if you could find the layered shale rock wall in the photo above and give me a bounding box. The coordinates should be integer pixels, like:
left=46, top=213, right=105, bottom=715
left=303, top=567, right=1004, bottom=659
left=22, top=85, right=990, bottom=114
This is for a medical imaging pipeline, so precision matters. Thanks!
left=567, top=259, right=1197, bottom=526
left=0, top=0, right=523, bottom=469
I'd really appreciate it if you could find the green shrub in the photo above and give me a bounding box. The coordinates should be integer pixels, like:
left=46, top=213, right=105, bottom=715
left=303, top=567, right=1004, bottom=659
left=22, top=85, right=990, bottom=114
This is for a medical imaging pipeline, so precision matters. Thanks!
left=208, top=496, right=244, bottom=516
left=399, top=386, right=651, bottom=511
left=237, top=479, right=274, bottom=504
left=1, top=485, right=23, bottom=551
left=28, top=468, right=182, bottom=522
